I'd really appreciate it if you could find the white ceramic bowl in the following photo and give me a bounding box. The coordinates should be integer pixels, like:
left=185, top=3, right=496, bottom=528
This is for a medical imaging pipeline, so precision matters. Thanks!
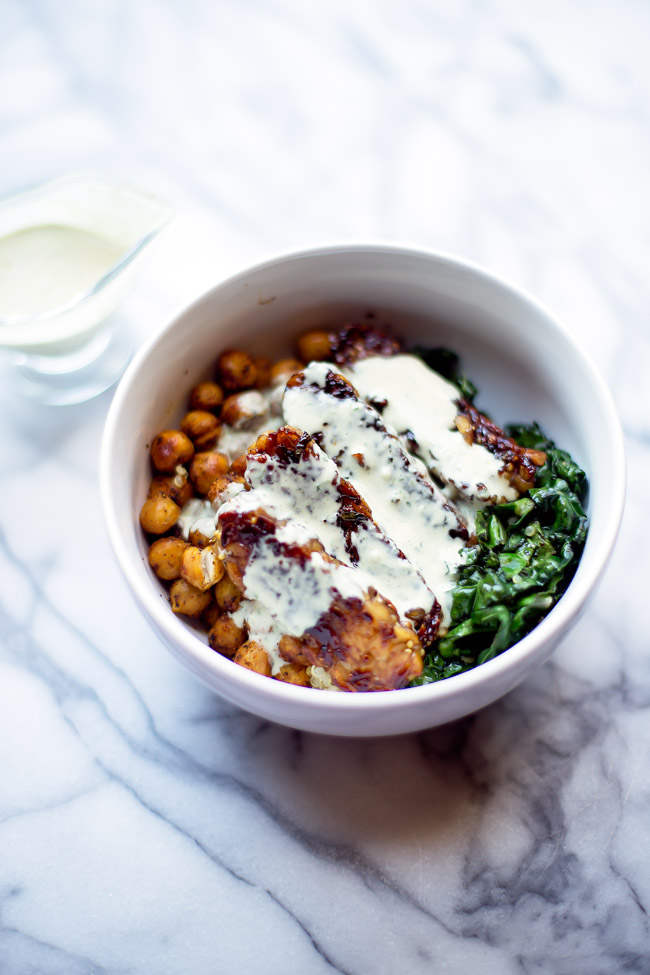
left=101, top=245, right=625, bottom=737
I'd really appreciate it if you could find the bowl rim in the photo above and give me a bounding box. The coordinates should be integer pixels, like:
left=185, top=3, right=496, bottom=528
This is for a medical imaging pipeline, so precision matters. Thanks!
left=100, top=242, right=626, bottom=713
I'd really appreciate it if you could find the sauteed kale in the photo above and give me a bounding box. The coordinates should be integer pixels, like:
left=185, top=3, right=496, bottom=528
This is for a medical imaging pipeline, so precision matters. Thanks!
left=412, top=421, right=588, bottom=685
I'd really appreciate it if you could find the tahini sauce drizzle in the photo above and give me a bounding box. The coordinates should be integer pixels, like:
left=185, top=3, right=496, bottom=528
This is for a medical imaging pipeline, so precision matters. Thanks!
left=244, top=439, right=436, bottom=622
left=282, top=362, right=467, bottom=621
left=347, top=355, right=517, bottom=503
left=217, top=493, right=371, bottom=635
left=0, top=225, right=123, bottom=318
left=216, top=382, right=285, bottom=461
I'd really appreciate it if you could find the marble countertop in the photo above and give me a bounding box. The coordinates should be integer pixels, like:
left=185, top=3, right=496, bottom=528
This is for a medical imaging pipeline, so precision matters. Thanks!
left=1, top=1, right=647, bottom=972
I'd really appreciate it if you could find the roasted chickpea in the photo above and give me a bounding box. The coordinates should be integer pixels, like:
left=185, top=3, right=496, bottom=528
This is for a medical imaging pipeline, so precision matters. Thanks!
left=251, top=431, right=275, bottom=453
left=188, top=528, right=214, bottom=548
left=201, top=601, right=222, bottom=629
left=170, top=578, right=212, bottom=617
left=221, top=391, right=267, bottom=430
left=270, top=358, right=303, bottom=384
left=148, top=471, right=194, bottom=507
left=233, top=639, right=271, bottom=674
left=206, top=473, right=246, bottom=507
left=189, top=451, right=229, bottom=495
left=209, top=614, right=247, bottom=658
left=180, top=545, right=225, bottom=591
left=224, top=559, right=245, bottom=592
left=150, top=430, right=194, bottom=473
left=230, top=454, right=248, bottom=477
left=139, top=495, right=180, bottom=534
left=189, top=381, right=224, bottom=413
left=254, top=357, right=272, bottom=389
left=279, top=634, right=310, bottom=666
left=297, top=330, right=332, bottom=363
left=217, top=349, right=257, bottom=391
left=276, top=663, right=310, bottom=686
left=214, top=573, right=242, bottom=613
left=148, top=537, right=189, bottom=580
left=180, top=411, right=222, bottom=450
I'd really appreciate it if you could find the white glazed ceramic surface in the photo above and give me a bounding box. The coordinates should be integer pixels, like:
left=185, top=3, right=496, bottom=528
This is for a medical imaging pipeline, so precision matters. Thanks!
left=101, top=245, right=625, bottom=736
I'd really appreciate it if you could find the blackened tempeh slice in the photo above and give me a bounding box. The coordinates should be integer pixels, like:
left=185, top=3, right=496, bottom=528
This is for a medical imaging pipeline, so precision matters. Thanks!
left=218, top=504, right=423, bottom=691
left=246, top=427, right=442, bottom=643
left=346, top=354, right=546, bottom=503
left=282, top=364, right=469, bottom=624
left=328, top=320, right=402, bottom=365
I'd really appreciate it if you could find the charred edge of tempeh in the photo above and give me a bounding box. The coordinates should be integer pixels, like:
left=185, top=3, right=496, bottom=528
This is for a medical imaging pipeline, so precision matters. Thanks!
left=298, top=320, right=402, bottom=369
left=455, top=398, right=547, bottom=494
left=293, top=595, right=423, bottom=692
left=248, top=426, right=371, bottom=564
left=328, top=320, right=403, bottom=366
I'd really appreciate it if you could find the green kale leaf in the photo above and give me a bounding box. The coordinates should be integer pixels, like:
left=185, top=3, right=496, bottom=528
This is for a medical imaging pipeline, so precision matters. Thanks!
left=411, top=423, right=588, bottom=686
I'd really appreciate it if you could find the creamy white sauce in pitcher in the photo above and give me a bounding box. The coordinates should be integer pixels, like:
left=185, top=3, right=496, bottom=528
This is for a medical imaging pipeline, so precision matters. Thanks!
left=0, top=225, right=123, bottom=318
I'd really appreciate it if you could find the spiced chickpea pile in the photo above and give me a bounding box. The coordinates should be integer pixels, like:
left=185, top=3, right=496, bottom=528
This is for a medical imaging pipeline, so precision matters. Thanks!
left=141, top=336, right=331, bottom=685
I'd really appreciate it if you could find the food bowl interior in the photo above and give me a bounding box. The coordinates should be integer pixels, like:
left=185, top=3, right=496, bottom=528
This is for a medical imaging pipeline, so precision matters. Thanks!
left=104, top=246, right=623, bottom=736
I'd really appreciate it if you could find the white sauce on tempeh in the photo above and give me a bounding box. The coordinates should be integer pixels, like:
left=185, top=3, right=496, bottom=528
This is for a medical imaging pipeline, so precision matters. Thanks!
left=218, top=498, right=370, bottom=635
left=244, top=441, right=436, bottom=622
left=215, top=382, right=284, bottom=461
left=246, top=445, right=348, bottom=561
left=212, top=436, right=436, bottom=665
left=282, top=362, right=468, bottom=622
left=346, top=354, right=517, bottom=503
